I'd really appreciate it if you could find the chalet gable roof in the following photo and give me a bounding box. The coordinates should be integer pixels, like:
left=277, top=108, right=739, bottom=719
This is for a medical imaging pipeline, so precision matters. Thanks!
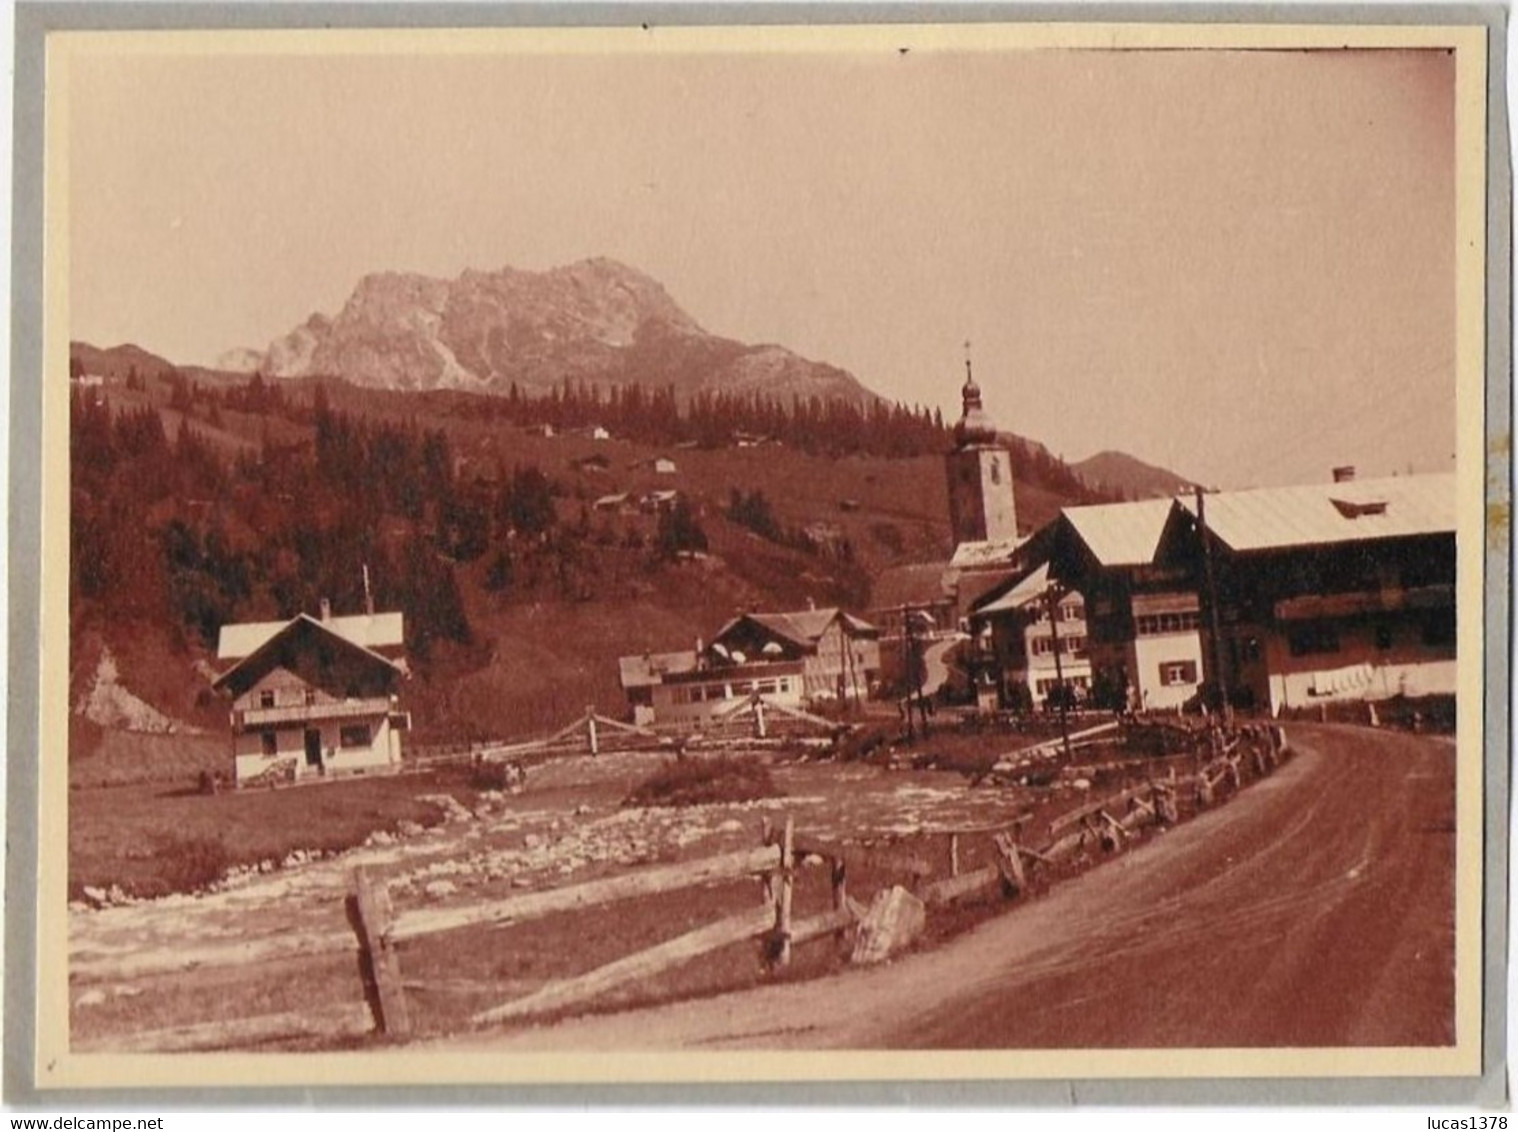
left=1172, top=472, right=1455, bottom=554
left=713, top=608, right=878, bottom=652
left=618, top=650, right=699, bottom=690
left=212, top=613, right=406, bottom=696
left=1059, top=498, right=1175, bottom=568
left=218, top=610, right=404, bottom=662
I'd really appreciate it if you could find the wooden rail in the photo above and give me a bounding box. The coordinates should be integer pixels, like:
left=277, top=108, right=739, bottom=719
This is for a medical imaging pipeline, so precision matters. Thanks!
left=388, top=844, right=781, bottom=942
left=84, top=720, right=1288, bottom=1049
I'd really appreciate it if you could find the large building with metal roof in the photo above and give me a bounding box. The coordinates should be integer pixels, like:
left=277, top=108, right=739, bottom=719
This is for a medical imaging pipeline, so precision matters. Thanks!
left=1156, top=471, right=1456, bottom=714
left=971, top=469, right=1457, bottom=717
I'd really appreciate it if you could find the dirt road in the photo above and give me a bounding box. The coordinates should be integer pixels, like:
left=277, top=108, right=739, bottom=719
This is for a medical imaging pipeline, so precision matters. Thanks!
left=448, top=725, right=1454, bottom=1050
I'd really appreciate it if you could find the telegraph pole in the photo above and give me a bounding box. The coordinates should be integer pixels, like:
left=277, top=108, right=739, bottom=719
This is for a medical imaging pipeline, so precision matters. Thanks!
left=1045, top=584, right=1072, bottom=760
left=899, top=603, right=932, bottom=739
left=1195, top=486, right=1230, bottom=720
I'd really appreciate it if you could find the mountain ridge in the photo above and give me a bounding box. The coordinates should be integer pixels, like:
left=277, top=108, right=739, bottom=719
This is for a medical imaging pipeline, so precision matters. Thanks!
left=1073, top=449, right=1195, bottom=500
left=225, top=257, right=877, bottom=406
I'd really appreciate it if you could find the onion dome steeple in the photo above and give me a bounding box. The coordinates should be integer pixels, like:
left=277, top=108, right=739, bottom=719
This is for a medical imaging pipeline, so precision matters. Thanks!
left=953, top=353, right=998, bottom=448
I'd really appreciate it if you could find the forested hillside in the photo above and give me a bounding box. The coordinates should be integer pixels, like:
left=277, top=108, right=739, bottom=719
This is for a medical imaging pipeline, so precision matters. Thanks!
left=69, top=352, right=1110, bottom=744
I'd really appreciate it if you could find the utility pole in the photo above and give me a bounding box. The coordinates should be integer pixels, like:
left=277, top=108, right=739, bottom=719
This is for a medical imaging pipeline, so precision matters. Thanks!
left=899, top=603, right=931, bottom=739
left=1195, top=486, right=1230, bottom=721
left=1045, top=584, right=1072, bottom=760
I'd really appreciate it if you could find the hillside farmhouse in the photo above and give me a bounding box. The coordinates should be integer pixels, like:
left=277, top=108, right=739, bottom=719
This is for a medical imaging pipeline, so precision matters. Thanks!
left=618, top=607, right=881, bottom=725
left=212, top=604, right=411, bottom=786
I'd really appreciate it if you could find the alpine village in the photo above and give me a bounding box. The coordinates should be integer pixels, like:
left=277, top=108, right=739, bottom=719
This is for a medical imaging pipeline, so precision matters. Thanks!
left=68, top=258, right=1458, bottom=1052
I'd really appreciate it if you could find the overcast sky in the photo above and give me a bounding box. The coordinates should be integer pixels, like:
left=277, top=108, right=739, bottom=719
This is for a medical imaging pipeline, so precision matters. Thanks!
left=66, top=38, right=1457, bottom=488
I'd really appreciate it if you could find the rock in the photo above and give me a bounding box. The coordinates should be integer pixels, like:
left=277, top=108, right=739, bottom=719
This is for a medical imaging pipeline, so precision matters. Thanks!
left=113, top=985, right=143, bottom=999
left=75, top=990, right=107, bottom=1009
left=1072, top=778, right=1092, bottom=791
left=511, top=877, right=533, bottom=888
left=397, top=820, right=425, bottom=838
left=82, top=886, right=108, bottom=905
left=851, top=886, right=926, bottom=965
left=367, top=830, right=395, bottom=847
left=573, top=804, right=593, bottom=816
left=523, top=833, right=545, bottom=850
left=716, top=819, right=743, bottom=833
left=423, top=880, right=458, bottom=899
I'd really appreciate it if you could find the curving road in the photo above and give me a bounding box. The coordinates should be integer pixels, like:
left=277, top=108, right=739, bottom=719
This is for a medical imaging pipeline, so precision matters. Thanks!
left=447, top=725, right=1455, bottom=1050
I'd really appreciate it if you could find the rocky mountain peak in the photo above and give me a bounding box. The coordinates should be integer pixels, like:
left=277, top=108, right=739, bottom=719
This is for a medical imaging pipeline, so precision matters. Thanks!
left=237, top=258, right=873, bottom=405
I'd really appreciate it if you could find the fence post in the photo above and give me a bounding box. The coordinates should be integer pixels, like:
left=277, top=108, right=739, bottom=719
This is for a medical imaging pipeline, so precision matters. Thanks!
left=586, top=706, right=599, bottom=755
left=754, top=698, right=767, bottom=739
left=759, top=817, right=774, bottom=906
left=949, top=833, right=960, bottom=878
left=830, top=856, right=850, bottom=949
left=773, top=816, right=794, bottom=968
left=350, top=867, right=411, bottom=1038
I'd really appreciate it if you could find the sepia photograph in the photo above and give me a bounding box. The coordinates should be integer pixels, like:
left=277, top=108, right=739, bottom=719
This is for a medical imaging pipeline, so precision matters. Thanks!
left=30, top=18, right=1495, bottom=1091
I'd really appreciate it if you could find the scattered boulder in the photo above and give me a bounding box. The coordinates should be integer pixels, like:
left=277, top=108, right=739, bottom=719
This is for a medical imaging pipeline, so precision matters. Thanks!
left=74, top=989, right=107, bottom=1009
left=851, top=886, right=926, bottom=965
left=423, top=880, right=458, bottom=899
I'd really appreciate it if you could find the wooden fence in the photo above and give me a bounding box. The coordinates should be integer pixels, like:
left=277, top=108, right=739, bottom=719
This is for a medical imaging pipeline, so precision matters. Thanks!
left=405, top=696, right=842, bottom=774
left=76, top=722, right=1290, bottom=1052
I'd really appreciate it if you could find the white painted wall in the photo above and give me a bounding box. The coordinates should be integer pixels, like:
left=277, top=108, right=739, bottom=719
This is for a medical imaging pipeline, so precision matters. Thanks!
left=234, top=714, right=398, bottom=785
left=1131, top=630, right=1205, bottom=712
left=649, top=671, right=806, bottom=723
left=1262, top=622, right=1457, bottom=714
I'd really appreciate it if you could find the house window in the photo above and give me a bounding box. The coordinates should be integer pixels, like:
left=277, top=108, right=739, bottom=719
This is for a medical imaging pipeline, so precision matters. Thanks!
left=304, top=688, right=319, bottom=706
left=1159, top=661, right=1199, bottom=687
left=260, top=731, right=278, bottom=756
left=259, top=690, right=276, bottom=709
left=1135, top=612, right=1200, bottom=636
left=757, top=680, right=778, bottom=695
left=339, top=725, right=371, bottom=749
left=1062, top=603, right=1084, bottom=622
left=1288, top=622, right=1340, bottom=656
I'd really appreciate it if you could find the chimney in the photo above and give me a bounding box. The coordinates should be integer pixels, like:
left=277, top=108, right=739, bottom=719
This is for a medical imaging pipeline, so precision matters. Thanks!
left=362, top=563, right=375, bottom=616
left=695, top=636, right=704, bottom=670
left=319, top=597, right=332, bottom=622
left=1332, top=465, right=1357, bottom=483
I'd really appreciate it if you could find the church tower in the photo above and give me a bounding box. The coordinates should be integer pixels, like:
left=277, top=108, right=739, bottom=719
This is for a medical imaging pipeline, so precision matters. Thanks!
left=945, top=357, right=1017, bottom=545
